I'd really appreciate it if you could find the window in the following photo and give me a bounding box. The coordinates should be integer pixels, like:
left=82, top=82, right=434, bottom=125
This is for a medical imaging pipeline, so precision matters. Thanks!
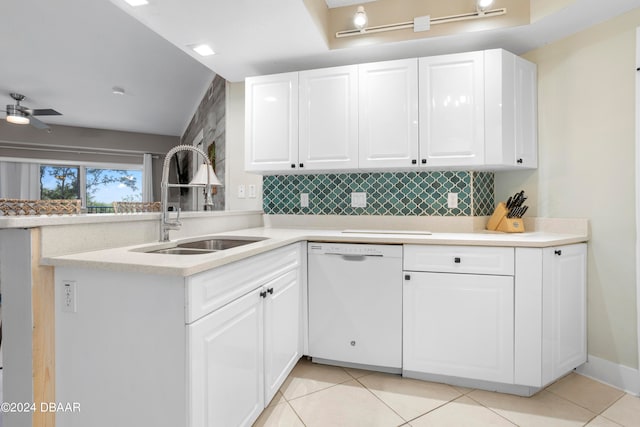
left=40, top=164, right=143, bottom=213
left=40, top=166, right=80, bottom=200
left=85, top=168, right=142, bottom=213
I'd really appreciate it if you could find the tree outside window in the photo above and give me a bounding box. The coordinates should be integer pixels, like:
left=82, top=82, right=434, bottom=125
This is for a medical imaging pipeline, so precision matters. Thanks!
left=85, top=168, right=141, bottom=211
left=40, top=165, right=142, bottom=212
left=40, top=166, right=80, bottom=200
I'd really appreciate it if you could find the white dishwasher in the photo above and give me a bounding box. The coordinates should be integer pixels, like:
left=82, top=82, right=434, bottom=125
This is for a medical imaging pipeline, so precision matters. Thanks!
left=307, top=242, right=403, bottom=371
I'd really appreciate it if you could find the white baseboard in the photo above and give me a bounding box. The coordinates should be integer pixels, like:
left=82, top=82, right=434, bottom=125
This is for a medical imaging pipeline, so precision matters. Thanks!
left=576, top=354, right=640, bottom=396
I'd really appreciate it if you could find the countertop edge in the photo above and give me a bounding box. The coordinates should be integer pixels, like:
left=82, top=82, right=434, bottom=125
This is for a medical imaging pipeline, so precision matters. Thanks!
left=43, top=228, right=589, bottom=277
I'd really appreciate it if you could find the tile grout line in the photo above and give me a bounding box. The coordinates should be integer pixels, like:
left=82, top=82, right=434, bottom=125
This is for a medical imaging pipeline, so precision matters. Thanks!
left=279, top=364, right=366, bottom=403
left=283, top=400, right=308, bottom=427
left=352, top=374, right=414, bottom=423
left=543, top=386, right=618, bottom=419
left=463, top=392, right=521, bottom=426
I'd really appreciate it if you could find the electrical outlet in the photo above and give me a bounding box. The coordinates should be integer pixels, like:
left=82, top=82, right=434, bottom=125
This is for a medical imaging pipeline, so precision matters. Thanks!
left=62, top=280, right=77, bottom=313
left=238, top=184, right=246, bottom=199
left=351, top=192, right=367, bottom=208
left=447, top=192, right=459, bottom=209
left=300, top=193, right=309, bottom=208
left=248, top=184, right=257, bottom=199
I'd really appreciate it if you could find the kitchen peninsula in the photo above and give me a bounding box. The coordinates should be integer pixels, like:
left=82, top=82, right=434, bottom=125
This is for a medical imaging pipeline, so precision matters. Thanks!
left=0, top=211, right=588, bottom=427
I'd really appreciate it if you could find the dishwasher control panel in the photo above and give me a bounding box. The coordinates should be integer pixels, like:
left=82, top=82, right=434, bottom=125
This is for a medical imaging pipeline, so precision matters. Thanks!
left=308, top=243, right=402, bottom=258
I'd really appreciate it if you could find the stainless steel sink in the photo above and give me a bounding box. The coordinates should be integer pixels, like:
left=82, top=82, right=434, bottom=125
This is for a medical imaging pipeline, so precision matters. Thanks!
left=147, top=248, right=216, bottom=255
left=177, top=236, right=267, bottom=251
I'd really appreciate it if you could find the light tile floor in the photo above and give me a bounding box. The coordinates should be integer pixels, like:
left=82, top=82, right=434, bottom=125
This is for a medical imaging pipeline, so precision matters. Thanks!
left=254, top=359, right=639, bottom=427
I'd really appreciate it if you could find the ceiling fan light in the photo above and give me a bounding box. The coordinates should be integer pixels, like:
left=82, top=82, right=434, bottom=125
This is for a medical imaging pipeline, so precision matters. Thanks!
left=353, top=6, right=368, bottom=31
left=6, top=107, right=29, bottom=125
left=476, top=0, right=495, bottom=12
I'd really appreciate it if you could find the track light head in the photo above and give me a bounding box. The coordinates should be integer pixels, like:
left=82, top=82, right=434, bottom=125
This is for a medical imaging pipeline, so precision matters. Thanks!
left=353, top=5, right=367, bottom=31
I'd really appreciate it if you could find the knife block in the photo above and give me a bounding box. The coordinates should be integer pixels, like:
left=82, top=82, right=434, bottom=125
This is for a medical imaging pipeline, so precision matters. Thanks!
left=486, top=202, right=525, bottom=233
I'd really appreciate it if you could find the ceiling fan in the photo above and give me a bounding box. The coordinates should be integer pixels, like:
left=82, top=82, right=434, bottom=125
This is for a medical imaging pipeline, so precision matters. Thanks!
left=3, top=93, right=62, bottom=130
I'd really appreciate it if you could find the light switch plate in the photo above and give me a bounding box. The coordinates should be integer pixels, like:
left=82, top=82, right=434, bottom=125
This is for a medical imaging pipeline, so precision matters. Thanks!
left=447, top=192, right=458, bottom=209
left=238, top=184, right=246, bottom=199
left=248, top=184, right=257, bottom=198
left=301, top=193, right=309, bottom=208
left=351, top=192, right=367, bottom=208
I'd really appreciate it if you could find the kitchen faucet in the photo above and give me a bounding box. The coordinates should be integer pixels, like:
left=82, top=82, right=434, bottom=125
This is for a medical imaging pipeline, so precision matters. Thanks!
left=159, top=144, right=221, bottom=242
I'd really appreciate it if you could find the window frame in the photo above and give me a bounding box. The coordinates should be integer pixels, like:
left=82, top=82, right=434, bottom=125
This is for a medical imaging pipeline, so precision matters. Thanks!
left=0, top=157, right=144, bottom=209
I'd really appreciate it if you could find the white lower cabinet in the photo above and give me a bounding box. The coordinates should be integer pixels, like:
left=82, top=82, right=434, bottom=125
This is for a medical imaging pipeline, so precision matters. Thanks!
left=403, top=272, right=514, bottom=383
left=55, top=243, right=303, bottom=427
left=403, top=243, right=587, bottom=394
left=188, top=251, right=302, bottom=427
left=515, top=243, right=588, bottom=387
left=188, top=288, right=265, bottom=427
left=263, top=269, right=301, bottom=403
left=189, top=268, right=301, bottom=427
left=402, top=245, right=515, bottom=384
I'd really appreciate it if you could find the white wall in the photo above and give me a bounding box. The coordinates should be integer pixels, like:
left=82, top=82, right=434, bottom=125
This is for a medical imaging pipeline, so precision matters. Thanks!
left=225, top=82, right=263, bottom=212
left=496, top=8, right=640, bottom=369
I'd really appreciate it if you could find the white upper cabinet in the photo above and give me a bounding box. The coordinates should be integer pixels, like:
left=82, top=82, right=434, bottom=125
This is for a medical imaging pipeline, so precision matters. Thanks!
left=244, top=49, right=537, bottom=173
left=514, top=56, right=538, bottom=168
left=358, top=59, right=419, bottom=169
left=419, top=51, right=485, bottom=168
left=245, top=72, right=299, bottom=173
left=299, top=65, right=359, bottom=171
left=484, top=49, right=538, bottom=169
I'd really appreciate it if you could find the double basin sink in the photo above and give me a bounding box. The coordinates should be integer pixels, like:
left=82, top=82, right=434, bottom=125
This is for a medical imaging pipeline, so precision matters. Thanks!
left=146, top=236, right=268, bottom=255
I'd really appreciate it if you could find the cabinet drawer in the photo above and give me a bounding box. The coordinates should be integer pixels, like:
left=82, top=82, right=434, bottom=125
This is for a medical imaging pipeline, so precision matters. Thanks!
left=403, top=245, right=514, bottom=275
left=185, top=243, right=302, bottom=324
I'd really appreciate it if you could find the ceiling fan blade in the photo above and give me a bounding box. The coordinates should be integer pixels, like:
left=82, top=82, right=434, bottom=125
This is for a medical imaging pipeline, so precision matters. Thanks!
left=29, top=116, right=50, bottom=130
left=31, top=108, right=62, bottom=116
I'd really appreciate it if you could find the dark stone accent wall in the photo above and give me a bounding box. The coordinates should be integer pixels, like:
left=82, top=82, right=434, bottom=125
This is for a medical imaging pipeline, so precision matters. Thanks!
left=180, top=75, right=226, bottom=210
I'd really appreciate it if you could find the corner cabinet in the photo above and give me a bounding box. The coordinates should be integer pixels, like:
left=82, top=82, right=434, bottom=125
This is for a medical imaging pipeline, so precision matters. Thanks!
left=515, top=243, right=587, bottom=388
left=403, top=243, right=587, bottom=395
left=485, top=49, right=538, bottom=169
left=418, top=49, right=537, bottom=170
left=55, top=243, right=305, bottom=427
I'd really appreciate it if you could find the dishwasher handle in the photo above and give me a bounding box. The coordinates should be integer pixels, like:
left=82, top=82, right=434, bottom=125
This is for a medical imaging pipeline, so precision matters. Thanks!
left=324, top=253, right=384, bottom=261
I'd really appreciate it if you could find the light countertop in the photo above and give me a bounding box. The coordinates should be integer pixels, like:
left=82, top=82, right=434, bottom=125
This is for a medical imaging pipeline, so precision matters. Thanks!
left=44, top=226, right=589, bottom=277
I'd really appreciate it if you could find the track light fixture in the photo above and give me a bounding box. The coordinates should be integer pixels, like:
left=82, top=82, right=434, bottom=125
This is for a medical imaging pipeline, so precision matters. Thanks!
left=337, top=0, right=505, bottom=39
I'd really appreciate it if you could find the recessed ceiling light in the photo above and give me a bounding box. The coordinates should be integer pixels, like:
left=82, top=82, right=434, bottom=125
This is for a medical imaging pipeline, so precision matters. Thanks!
left=124, top=0, right=148, bottom=6
left=112, top=86, right=126, bottom=95
left=192, top=44, right=215, bottom=57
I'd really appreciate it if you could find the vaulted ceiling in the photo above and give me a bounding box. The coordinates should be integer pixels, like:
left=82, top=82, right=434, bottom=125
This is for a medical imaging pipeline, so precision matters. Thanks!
left=1, top=0, right=639, bottom=137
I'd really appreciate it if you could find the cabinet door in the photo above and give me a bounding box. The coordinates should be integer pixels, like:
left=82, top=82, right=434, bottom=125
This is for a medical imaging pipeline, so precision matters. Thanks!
left=403, top=272, right=514, bottom=384
left=358, top=59, right=419, bottom=169
left=264, top=269, right=301, bottom=404
left=188, top=288, right=264, bottom=427
left=514, top=56, right=538, bottom=168
left=418, top=52, right=485, bottom=167
left=245, top=72, right=299, bottom=172
left=542, top=244, right=587, bottom=384
left=299, top=65, right=359, bottom=170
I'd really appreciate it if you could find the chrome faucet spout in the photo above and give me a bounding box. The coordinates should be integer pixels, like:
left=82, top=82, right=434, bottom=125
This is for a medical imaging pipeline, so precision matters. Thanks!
left=159, top=144, right=218, bottom=242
